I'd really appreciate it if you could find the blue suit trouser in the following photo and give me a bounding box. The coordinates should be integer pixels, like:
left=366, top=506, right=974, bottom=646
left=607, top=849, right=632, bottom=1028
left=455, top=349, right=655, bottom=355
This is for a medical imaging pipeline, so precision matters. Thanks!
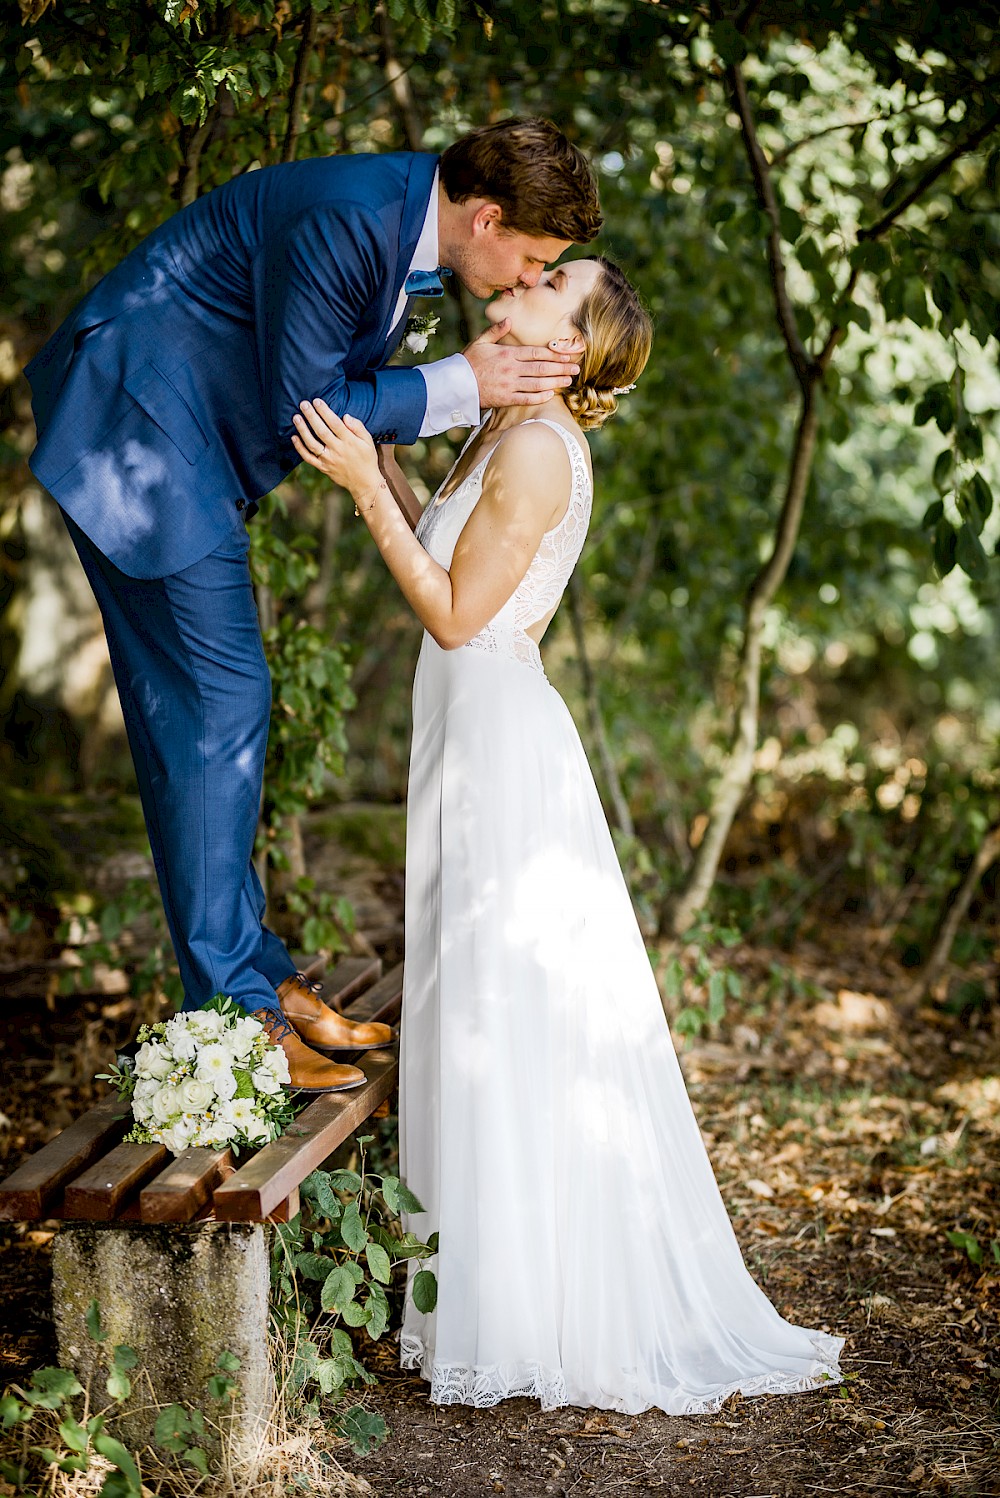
left=61, top=508, right=295, bottom=1016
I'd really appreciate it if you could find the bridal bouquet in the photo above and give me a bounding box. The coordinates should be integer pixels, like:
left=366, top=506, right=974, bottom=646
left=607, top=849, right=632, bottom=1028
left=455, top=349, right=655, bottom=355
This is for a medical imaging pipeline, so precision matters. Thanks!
left=98, top=996, right=293, bottom=1155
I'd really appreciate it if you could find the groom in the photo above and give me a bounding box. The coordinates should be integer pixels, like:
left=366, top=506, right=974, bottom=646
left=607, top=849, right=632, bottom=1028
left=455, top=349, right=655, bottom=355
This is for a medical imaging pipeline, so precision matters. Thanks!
left=24, top=117, right=602, bottom=1092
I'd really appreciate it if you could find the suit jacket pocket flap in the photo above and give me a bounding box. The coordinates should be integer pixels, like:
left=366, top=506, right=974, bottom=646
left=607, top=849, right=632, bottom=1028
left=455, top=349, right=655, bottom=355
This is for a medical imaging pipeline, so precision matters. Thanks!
left=123, top=361, right=209, bottom=464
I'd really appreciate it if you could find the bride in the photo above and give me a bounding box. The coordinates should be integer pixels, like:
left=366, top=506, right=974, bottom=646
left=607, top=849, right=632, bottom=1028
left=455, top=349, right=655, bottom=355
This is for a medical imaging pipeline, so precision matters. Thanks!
left=291, top=256, right=846, bottom=1416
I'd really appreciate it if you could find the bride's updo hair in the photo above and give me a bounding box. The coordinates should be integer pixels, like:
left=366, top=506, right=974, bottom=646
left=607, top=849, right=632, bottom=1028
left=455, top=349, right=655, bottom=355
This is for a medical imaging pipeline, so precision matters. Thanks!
left=565, top=257, right=653, bottom=431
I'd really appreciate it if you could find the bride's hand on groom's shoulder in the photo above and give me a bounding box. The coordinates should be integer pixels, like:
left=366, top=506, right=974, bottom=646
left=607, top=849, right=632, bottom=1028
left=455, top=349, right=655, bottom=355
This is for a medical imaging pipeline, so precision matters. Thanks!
left=462, top=321, right=580, bottom=410
left=291, top=399, right=381, bottom=501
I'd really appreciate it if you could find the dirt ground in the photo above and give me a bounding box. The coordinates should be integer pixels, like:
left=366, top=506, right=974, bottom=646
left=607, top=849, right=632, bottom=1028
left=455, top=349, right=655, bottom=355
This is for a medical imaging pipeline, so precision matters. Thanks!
left=1, top=809, right=998, bottom=1497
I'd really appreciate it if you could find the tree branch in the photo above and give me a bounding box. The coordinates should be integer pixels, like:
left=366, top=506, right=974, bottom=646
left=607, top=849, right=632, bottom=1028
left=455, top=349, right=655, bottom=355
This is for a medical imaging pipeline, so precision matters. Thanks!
left=176, top=101, right=220, bottom=207
left=859, top=103, right=1000, bottom=242
left=727, top=58, right=813, bottom=393
left=376, top=0, right=424, bottom=150
left=281, top=4, right=317, bottom=165
left=903, top=819, right=1000, bottom=1012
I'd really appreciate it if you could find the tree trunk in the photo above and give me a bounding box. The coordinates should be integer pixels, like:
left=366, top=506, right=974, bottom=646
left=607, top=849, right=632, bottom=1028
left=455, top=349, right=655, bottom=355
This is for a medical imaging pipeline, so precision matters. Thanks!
left=903, top=819, right=1000, bottom=1011
left=669, top=386, right=819, bottom=934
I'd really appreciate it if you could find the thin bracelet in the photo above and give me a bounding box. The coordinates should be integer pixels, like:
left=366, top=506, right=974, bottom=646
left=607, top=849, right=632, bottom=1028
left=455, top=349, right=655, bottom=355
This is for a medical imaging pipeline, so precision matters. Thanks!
left=354, top=478, right=389, bottom=518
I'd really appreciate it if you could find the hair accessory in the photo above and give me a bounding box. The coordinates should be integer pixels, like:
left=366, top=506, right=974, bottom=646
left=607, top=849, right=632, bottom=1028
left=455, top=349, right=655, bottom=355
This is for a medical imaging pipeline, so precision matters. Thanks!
left=611, top=382, right=636, bottom=396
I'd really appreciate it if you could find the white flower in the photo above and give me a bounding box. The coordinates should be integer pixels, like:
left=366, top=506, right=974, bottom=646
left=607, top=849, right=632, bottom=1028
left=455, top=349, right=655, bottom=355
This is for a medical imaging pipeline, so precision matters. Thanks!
left=260, top=1045, right=291, bottom=1085
left=187, top=1009, right=227, bottom=1042
left=151, top=1085, right=182, bottom=1124
left=229, top=1016, right=262, bottom=1060
left=404, top=331, right=428, bottom=353
left=203, top=1116, right=237, bottom=1147
left=135, top=1040, right=174, bottom=1081
left=251, top=1066, right=282, bottom=1096
left=161, top=1118, right=197, bottom=1154
left=178, top=1077, right=214, bottom=1113
left=220, top=1098, right=269, bottom=1142
left=163, top=1020, right=198, bottom=1062
left=131, top=1094, right=153, bottom=1124
left=196, top=1042, right=238, bottom=1088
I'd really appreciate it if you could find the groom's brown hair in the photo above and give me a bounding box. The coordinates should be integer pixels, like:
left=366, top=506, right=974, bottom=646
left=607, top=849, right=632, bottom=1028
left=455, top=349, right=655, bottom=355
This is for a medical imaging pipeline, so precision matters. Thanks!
left=440, top=117, right=602, bottom=244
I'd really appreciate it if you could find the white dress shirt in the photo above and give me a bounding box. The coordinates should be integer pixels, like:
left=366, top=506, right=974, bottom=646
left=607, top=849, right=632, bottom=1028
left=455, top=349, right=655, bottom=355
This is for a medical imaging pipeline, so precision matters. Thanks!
left=389, top=167, right=482, bottom=436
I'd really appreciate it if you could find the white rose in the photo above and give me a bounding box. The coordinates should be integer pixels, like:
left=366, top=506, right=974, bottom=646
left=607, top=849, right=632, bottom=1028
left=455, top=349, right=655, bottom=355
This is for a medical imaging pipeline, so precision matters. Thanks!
left=179, top=1077, right=214, bottom=1113
left=135, top=1040, right=174, bottom=1081
left=151, top=1085, right=182, bottom=1124
left=131, top=1094, right=153, bottom=1124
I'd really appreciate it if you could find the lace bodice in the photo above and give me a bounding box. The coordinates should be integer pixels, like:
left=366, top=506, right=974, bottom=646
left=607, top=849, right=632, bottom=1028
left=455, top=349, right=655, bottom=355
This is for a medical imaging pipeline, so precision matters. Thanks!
left=414, top=416, right=593, bottom=676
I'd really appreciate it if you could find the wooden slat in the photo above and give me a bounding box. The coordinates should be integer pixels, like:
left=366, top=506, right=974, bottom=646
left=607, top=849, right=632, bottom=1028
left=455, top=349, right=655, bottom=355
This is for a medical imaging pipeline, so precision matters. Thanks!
left=0, top=1097, right=132, bottom=1220
left=322, top=955, right=383, bottom=1014
left=139, top=1147, right=234, bottom=1224
left=212, top=1046, right=398, bottom=1222
left=341, top=963, right=404, bottom=1026
left=266, top=1187, right=300, bottom=1223
left=62, top=1141, right=168, bottom=1221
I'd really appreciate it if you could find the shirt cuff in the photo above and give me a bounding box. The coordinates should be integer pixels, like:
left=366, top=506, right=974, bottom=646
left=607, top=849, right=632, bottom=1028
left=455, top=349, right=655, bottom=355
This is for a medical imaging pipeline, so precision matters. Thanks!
left=417, top=353, right=481, bottom=437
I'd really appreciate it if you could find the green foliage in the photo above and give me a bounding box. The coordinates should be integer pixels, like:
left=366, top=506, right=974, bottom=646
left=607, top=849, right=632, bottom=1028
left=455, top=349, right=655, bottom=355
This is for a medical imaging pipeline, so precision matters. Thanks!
left=946, top=1228, right=1000, bottom=1269
left=53, top=879, right=183, bottom=1007
left=2, top=0, right=998, bottom=961
left=663, top=917, right=743, bottom=1041
left=270, top=1140, right=435, bottom=1447
left=0, top=1314, right=245, bottom=1494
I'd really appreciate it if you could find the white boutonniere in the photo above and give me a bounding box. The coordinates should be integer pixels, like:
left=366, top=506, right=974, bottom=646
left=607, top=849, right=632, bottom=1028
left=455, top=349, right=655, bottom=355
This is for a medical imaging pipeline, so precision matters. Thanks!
left=403, top=313, right=440, bottom=355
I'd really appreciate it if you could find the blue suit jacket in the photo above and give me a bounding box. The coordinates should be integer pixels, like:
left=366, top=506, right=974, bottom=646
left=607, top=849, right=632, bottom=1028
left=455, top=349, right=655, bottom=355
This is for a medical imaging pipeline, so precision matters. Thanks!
left=25, top=152, right=437, bottom=578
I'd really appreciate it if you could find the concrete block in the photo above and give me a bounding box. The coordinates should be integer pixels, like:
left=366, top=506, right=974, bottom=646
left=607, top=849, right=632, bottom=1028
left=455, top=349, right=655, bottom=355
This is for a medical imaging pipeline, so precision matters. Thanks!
left=52, top=1222, right=273, bottom=1462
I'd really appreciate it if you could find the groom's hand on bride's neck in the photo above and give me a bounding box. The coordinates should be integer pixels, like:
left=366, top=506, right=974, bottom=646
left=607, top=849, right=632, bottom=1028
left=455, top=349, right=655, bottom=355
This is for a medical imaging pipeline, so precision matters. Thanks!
left=461, top=320, right=580, bottom=410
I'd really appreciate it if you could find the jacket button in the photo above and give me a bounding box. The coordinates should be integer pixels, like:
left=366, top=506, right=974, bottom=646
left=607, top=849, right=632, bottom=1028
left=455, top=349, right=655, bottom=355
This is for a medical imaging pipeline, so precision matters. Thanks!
left=235, top=498, right=246, bottom=511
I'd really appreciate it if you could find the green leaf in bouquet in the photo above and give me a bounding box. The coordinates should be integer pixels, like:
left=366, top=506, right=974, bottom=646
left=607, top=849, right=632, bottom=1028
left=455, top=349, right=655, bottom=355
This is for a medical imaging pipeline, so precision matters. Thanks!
left=233, top=1067, right=255, bottom=1100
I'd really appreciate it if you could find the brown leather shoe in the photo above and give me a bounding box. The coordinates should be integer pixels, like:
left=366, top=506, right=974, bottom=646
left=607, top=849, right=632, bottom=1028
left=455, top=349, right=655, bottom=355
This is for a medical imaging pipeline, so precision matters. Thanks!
left=252, top=1009, right=367, bottom=1093
left=276, top=972, right=394, bottom=1054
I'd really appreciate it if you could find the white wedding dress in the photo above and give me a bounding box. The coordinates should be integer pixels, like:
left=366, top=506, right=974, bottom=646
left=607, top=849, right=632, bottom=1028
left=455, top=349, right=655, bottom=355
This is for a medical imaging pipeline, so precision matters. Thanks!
left=397, top=416, right=845, bottom=1414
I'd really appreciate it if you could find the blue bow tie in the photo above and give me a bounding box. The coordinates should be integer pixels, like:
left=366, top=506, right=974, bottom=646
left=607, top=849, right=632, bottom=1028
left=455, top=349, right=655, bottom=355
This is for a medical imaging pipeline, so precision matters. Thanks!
left=404, top=266, right=452, bottom=297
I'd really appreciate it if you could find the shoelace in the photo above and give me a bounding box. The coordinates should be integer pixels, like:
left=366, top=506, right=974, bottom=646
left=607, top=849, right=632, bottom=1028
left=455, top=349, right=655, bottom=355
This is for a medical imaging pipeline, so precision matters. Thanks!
left=294, top=970, right=324, bottom=994
left=257, top=1008, right=295, bottom=1043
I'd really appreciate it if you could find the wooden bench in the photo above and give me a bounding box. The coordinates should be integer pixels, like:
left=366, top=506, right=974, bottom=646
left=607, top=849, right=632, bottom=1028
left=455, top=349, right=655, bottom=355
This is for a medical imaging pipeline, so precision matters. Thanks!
left=0, top=955, right=403, bottom=1227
